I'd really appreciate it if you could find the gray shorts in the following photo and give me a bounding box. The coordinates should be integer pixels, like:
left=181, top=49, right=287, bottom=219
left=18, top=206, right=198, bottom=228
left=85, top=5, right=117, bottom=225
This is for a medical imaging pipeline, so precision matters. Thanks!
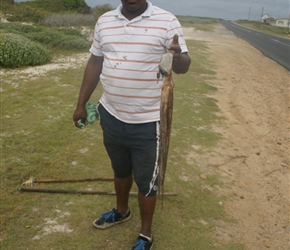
left=98, top=104, right=159, bottom=197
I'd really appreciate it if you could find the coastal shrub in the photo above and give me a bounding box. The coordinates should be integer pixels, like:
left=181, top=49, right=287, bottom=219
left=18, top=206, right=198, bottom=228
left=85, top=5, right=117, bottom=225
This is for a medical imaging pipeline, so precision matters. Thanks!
left=0, top=33, right=51, bottom=68
left=25, top=31, right=90, bottom=50
left=0, top=23, right=91, bottom=51
left=29, top=0, right=88, bottom=12
left=40, top=13, right=96, bottom=27
left=25, top=31, right=63, bottom=47
left=0, top=22, right=43, bottom=34
left=58, top=35, right=91, bottom=50
left=91, top=4, right=112, bottom=19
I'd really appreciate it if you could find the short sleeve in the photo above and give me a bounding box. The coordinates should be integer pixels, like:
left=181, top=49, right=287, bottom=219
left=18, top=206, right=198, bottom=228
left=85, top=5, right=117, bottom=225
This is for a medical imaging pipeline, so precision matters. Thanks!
left=89, top=21, right=104, bottom=57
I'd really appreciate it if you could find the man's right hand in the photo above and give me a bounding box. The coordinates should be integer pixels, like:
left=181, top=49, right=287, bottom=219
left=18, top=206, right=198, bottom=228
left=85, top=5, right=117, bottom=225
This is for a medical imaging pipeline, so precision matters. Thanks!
left=73, top=106, right=87, bottom=129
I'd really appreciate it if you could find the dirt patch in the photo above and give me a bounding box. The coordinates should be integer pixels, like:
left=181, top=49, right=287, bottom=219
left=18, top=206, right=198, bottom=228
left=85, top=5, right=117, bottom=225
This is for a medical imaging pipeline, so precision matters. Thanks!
left=32, top=210, right=73, bottom=240
left=184, top=25, right=290, bottom=249
left=0, top=52, right=89, bottom=79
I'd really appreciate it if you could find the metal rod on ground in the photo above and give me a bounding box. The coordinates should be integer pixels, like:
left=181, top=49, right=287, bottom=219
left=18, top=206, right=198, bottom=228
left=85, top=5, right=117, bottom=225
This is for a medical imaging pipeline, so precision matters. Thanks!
left=33, top=177, right=114, bottom=183
left=19, top=187, right=178, bottom=196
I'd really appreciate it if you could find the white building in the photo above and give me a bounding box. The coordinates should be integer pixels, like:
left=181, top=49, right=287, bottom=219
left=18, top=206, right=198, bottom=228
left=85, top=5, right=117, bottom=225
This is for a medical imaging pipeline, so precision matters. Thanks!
left=273, top=18, right=290, bottom=28
left=262, top=13, right=275, bottom=24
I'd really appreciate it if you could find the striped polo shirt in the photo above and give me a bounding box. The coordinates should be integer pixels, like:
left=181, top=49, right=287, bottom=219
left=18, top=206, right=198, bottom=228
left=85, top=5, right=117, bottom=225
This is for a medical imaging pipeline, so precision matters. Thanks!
left=90, top=1, right=188, bottom=124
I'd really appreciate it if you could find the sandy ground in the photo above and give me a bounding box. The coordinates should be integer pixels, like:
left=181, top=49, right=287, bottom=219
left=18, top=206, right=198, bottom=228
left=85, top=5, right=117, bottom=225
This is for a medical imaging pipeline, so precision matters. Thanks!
left=184, top=25, right=290, bottom=249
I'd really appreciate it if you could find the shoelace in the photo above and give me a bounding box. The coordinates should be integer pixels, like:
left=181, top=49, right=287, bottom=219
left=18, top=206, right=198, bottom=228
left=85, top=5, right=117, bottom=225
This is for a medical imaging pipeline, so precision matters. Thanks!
left=133, top=238, right=147, bottom=250
left=101, top=210, right=116, bottom=221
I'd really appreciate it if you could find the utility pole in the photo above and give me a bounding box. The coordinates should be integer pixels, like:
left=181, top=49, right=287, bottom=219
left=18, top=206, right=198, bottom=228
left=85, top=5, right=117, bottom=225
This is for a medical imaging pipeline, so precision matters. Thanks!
left=259, top=6, right=264, bottom=30
left=248, top=7, right=251, bottom=21
left=287, top=14, right=289, bottom=34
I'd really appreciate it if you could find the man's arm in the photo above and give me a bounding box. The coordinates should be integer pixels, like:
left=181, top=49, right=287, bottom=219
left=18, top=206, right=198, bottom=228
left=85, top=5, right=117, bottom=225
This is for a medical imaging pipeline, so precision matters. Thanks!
left=73, top=54, right=104, bottom=128
left=168, top=34, right=191, bottom=74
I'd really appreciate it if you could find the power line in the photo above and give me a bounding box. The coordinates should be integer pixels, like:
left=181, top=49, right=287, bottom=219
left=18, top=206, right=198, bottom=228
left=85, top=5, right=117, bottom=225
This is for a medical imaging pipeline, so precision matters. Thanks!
left=264, top=4, right=289, bottom=14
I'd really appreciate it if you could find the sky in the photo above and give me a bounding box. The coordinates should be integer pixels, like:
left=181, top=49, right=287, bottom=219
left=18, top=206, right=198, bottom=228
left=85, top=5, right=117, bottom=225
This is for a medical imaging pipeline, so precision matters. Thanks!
left=85, top=0, right=289, bottom=20
left=14, top=0, right=289, bottom=20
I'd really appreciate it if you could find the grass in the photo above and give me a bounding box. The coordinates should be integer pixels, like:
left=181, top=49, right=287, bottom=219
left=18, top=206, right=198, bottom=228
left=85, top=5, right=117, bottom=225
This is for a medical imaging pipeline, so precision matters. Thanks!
left=236, top=20, right=290, bottom=38
left=178, top=16, right=218, bottom=32
left=0, top=38, right=245, bottom=249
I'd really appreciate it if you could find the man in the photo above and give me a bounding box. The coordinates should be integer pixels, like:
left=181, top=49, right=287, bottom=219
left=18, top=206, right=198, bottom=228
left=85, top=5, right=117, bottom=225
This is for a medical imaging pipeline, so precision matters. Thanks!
left=73, top=1, right=191, bottom=249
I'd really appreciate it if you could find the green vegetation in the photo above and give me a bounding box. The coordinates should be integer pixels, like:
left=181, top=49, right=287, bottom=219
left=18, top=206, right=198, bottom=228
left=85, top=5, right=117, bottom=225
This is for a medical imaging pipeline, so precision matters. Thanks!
left=24, top=29, right=90, bottom=50
left=1, top=0, right=89, bottom=22
left=1, top=0, right=112, bottom=24
left=40, top=13, right=96, bottom=27
left=90, top=4, right=113, bottom=22
left=0, top=33, right=51, bottom=67
left=178, top=16, right=218, bottom=31
left=0, top=23, right=90, bottom=67
left=22, top=0, right=88, bottom=13
left=0, top=0, right=114, bottom=68
left=236, top=20, right=290, bottom=38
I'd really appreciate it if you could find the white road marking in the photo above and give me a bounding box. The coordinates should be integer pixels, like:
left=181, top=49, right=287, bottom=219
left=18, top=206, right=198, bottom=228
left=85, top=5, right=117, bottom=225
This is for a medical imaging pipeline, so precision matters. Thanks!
left=271, top=39, right=290, bottom=47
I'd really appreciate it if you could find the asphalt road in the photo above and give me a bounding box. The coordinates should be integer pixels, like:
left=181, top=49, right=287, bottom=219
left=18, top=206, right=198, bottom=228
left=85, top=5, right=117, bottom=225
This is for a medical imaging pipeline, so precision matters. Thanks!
left=219, top=20, right=290, bottom=71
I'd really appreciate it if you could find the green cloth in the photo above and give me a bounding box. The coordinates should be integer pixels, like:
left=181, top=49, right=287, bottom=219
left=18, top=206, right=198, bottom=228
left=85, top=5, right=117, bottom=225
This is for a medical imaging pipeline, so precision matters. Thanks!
left=77, top=101, right=99, bottom=128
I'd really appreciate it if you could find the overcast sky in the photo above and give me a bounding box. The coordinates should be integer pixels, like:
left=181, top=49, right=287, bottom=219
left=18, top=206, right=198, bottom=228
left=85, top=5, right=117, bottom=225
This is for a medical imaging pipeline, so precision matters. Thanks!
left=14, top=0, right=289, bottom=20
left=85, top=0, right=289, bottom=20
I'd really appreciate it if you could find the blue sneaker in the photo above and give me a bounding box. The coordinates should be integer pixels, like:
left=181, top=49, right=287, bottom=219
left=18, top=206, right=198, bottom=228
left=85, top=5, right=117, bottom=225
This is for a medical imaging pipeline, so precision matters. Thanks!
left=93, top=208, right=131, bottom=229
left=132, top=234, right=153, bottom=250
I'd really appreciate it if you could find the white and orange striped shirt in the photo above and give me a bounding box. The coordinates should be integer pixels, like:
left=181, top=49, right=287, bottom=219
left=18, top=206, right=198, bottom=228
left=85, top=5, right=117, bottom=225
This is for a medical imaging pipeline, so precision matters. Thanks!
left=90, top=1, right=188, bottom=124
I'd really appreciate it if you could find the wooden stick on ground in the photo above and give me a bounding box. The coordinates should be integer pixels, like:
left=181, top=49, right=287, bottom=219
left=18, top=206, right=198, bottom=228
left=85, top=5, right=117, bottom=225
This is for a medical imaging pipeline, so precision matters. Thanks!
left=19, top=187, right=179, bottom=196
left=34, top=177, right=114, bottom=183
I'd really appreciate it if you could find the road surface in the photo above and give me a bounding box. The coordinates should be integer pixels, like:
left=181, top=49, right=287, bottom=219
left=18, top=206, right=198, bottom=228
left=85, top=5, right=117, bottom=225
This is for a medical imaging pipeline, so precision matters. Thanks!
left=219, top=20, right=290, bottom=71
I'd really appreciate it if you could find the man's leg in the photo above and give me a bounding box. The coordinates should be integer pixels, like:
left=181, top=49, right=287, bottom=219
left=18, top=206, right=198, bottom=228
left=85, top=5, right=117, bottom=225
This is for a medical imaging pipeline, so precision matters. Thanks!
left=92, top=175, right=133, bottom=229
left=129, top=122, right=158, bottom=238
left=138, top=192, right=156, bottom=237
left=115, top=175, right=133, bottom=215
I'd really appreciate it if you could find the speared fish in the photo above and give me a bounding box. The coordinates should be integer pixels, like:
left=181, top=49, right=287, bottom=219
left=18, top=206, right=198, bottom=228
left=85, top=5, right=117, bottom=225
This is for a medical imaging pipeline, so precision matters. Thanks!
left=158, top=53, right=174, bottom=203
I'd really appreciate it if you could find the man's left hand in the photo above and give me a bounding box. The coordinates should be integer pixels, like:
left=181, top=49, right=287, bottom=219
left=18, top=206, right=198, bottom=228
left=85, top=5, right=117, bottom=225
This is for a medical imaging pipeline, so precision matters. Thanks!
left=168, top=34, right=182, bottom=63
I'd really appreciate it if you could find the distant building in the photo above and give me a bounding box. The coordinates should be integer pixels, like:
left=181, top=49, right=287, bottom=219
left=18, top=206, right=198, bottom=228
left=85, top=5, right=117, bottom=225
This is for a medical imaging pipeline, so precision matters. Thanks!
left=272, top=18, right=290, bottom=28
left=262, top=14, right=289, bottom=28
left=262, top=13, right=276, bottom=25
